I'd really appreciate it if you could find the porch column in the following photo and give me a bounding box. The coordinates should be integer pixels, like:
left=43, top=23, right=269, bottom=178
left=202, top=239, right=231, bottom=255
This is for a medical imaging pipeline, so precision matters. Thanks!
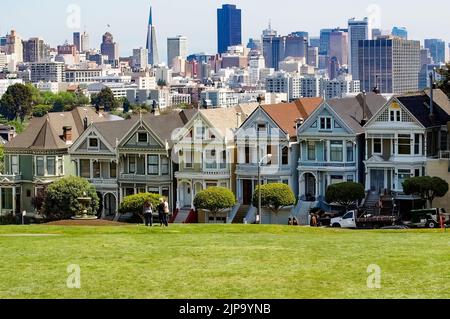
left=12, top=187, right=16, bottom=214
left=0, top=187, right=2, bottom=214
left=316, top=172, right=320, bottom=199
left=90, top=159, right=93, bottom=179
left=365, top=138, right=368, bottom=160
left=384, top=169, right=388, bottom=191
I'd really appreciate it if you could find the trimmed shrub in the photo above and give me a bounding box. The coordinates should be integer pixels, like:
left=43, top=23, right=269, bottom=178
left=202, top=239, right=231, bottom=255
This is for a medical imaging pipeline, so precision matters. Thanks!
left=43, top=176, right=99, bottom=220
left=325, top=182, right=365, bottom=210
left=252, top=183, right=296, bottom=223
left=194, top=187, right=236, bottom=220
left=119, top=193, right=162, bottom=222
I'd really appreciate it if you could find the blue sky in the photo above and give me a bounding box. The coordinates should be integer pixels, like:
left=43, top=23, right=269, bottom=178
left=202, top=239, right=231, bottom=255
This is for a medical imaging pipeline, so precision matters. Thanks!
left=2, top=0, right=449, bottom=62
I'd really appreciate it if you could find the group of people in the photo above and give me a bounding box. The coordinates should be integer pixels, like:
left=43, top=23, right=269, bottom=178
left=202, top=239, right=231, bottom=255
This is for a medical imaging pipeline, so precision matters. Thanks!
left=143, top=198, right=170, bottom=227
left=288, top=217, right=299, bottom=226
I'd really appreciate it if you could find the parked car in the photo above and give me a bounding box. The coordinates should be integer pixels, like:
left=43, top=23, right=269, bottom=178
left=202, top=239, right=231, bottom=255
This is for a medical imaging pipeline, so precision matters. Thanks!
left=402, top=208, right=449, bottom=229
left=330, top=210, right=398, bottom=229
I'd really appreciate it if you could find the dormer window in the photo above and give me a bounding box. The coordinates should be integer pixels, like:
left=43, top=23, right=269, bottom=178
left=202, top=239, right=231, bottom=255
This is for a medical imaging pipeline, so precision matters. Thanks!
left=88, top=138, right=99, bottom=150
left=138, top=132, right=148, bottom=143
left=257, top=123, right=267, bottom=134
left=319, top=117, right=332, bottom=131
left=390, top=110, right=401, bottom=122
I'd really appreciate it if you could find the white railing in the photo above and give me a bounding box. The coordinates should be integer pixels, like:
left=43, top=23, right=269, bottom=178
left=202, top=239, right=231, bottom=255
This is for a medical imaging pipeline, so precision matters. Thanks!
left=440, top=151, right=450, bottom=160
left=245, top=206, right=257, bottom=224
left=227, top=204, right=241, bottom=224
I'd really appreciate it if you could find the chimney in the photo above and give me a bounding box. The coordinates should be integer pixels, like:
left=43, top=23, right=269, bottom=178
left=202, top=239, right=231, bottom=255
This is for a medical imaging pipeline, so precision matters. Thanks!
left=361, top=91, right=368, bottom=126
left=63, top=126, right=73, bottom=144
left=295, top=118, right=304, bottom=132
left=83, top=117, right=88, bottom=131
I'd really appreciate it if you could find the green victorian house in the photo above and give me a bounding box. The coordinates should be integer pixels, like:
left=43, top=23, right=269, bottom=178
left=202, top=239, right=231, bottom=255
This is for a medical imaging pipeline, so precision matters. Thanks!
left=0, top=107, right=121, bottom=217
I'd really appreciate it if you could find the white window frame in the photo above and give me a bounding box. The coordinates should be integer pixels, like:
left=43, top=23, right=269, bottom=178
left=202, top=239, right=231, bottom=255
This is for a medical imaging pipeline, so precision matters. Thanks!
left=319, top=117, right=332, bottom=131
left=137, top=132, right=148, bottom=143
left=88, top=137, right=100, bottom=151
left=11, top=155, right=19, bottom=175
left=373, top=138, right=382, bottom=155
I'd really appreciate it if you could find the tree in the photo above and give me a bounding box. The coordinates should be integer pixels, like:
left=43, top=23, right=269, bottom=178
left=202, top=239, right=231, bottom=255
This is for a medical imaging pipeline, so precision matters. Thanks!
left=122, top=97, right=131, bottom=113
left=0, top=144, right=4, bottom=174
left=0, top=83, right=34, bottom=121
left=437, top=63, right=450, bottom=97
left=43, top=176, right=100, bottom=220
left=325, top=182, right=365, bottom=211
left=403, top=176, right=449, bottom=208
left=194, top=187, right=236, bottom=222
left=91, top=87, right=119, bottom=112
left=252, top=183, right=296, bottom=223
left=32, top=104, right=53, bottom=117
left=119, top=193, right=162, bottom=223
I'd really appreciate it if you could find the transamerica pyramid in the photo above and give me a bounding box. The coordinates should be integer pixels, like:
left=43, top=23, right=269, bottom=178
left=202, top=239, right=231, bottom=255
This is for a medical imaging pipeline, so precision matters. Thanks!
left=146, top=5, right=159, bottom=65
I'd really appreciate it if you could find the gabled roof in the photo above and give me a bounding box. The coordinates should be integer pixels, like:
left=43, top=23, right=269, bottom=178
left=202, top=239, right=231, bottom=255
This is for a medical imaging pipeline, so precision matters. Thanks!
left=397, top=90, right=450, bottom=128
left=261, top=98, right=323, bottom=137
left=328, top=93, right=387, bottom=134
left=5, top=107, right=122, bottom=151
left=200, top=103, right=259, bottom=140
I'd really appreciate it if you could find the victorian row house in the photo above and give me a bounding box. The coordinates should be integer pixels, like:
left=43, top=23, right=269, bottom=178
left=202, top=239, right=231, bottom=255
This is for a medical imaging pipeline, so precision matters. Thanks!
left=0, top=107, right=121, bottom=216
left=2, top=88, right=450, bottom=223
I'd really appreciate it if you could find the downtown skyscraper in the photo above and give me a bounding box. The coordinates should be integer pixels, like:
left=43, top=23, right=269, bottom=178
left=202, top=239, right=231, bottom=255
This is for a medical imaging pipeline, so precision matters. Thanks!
left=348, top=17, right=369, bottom=80
left=217, top=4, right=242, bottom=54
left=146, top=5, right=159, bottom=65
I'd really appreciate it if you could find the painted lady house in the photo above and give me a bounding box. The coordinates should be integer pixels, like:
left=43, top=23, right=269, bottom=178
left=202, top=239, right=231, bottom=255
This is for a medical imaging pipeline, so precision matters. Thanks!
left=364, top=89, right=450, bottom=211
left=0, top=107, right=120, bottom=217
left=172, top=105, right=257, bottom=223
left=234, top=98, right=322, bottom=224
left=297, top=93, right=386, bottom=216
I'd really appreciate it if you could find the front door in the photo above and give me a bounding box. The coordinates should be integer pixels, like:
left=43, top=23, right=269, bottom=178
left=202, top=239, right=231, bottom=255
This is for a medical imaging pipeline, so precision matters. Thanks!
left=242, top=180, right=252, bottom=205
left=305, top=173, right=316, bottom=201
left=370, top=170, right=384, bottom=193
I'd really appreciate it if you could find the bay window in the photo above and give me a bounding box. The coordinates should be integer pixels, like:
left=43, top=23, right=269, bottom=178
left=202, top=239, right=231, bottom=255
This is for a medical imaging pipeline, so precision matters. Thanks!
left=330, top=141, right=343, bottom=162
left=36, top=156, right=45, bottom=176
left=346, top=142, right=354, bottom=162
left=147, top=155, right=159, bottom=175
left=47, top=156, right=56, bottom=176
left=161, top=156, right=169, bottom=175
left=398, top=135, right=411, bottom=155
left=80, top=159, right=90, bottom=178
left=11, top=156, right=19, bottom=175
left=307, top=142, right=316, bottom=161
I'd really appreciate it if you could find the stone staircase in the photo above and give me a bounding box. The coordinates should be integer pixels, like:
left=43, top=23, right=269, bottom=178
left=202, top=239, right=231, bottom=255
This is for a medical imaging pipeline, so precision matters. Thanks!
left=363, top=192, right=380, bottom=215
left=232, top=205, right=249, bottom=224
left=174, top=208, right=191, bottom=223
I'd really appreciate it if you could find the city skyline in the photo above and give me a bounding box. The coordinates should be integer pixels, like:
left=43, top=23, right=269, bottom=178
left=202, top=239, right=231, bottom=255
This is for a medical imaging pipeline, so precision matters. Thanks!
left=1, top=0, right=450, bottom=62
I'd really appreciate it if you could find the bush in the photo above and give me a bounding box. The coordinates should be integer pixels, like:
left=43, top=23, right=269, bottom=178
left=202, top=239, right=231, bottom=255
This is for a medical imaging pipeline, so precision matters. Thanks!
left=0, top=213, right=17, bottom=225
left=403, top=176, right=449, bottom=208
left=119, top=193, right=162, bottom=222
left=43, top=176, right=99, bottom=220
left=194, top=187, right=236, bottom=217
left=325, top=182, right=365, bottom=210
left=32, top=104, right=53, bottom=117
left=252, top=183, right=296, bottom=223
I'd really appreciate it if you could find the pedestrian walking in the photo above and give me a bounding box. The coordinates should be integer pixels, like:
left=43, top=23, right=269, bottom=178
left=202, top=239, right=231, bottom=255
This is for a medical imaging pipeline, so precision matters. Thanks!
left=143, top=200, right=153, bottom=227
left=158, top=198, right=164, bottom=227
left=162, top=198, right=170, bottom=227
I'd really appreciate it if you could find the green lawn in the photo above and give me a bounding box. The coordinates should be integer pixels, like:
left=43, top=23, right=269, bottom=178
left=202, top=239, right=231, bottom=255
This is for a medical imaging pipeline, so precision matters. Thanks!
left=0, top=224, right=449, bottom=299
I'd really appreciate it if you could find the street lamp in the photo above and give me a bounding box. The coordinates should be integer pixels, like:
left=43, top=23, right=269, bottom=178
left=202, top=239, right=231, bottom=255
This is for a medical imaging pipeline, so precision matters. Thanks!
left=257, top=154, right=272, bottom=225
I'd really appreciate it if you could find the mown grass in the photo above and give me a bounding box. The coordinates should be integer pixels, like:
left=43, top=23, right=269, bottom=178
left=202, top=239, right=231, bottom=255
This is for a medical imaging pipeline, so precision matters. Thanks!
left=0, top=224, right=449, bottom=299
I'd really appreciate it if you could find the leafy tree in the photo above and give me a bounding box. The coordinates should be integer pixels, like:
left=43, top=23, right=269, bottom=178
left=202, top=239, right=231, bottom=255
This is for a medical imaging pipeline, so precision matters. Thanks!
left=437, top=63, right=450, bottom=97
left=32, top=104, right=53, bottom=117
left=0, top=83, right=34, bottom=121
left=43, top=176, right=99, bottom=220
left=157, top=79, right=167, bottom=87
left=252, top=183, right=296, bottom=223
left=325, top=182, right=365, bottom=211
left=0, top=144, right=4, bottom=174
left=403, top=176, right=449, bottom=208
left=122, top=97, right=131, bottom=113
left=194, top=187, right=236, bottom=222
left=119, top=193, right=162, bottom=223
left=91, top=87, right=119, bottom=112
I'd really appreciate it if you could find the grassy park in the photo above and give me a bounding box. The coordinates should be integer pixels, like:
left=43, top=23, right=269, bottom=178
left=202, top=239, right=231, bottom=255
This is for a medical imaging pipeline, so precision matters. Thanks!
left=0, top=224, right=449, bottom=299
